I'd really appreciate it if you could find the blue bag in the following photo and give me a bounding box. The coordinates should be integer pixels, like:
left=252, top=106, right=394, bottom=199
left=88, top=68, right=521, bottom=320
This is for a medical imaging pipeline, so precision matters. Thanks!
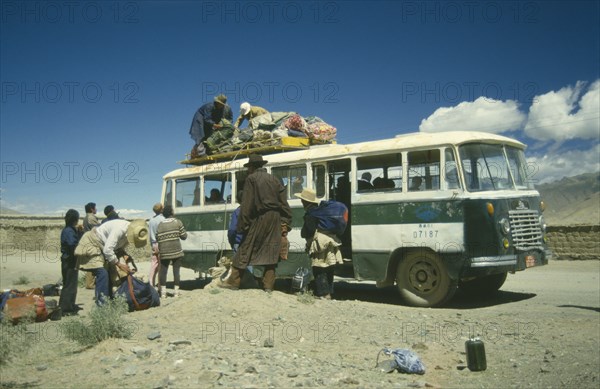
left=377, top=347, right=426, bottom=375
left=116, top=275, right=160, bottom=312
left=310, top=200, right=348, bottom=237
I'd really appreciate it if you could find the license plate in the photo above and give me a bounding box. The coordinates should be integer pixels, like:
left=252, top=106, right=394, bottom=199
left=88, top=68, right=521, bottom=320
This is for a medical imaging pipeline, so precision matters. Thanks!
left=525, top=255, right=536, bottom=268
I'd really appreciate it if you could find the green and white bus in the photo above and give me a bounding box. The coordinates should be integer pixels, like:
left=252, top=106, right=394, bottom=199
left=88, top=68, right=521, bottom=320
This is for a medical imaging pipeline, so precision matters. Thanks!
left=160, top=131, right=551, bottom=307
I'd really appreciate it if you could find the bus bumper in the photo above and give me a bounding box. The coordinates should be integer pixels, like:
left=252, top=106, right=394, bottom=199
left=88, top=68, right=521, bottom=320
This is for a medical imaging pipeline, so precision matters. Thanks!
left=468, top=249, right=551, bottom=272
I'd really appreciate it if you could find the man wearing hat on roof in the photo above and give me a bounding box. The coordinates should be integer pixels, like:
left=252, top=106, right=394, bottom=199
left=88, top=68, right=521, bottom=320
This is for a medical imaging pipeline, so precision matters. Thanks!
left=189, top=94, right=233, bottom=157
left=223, top=155, right=292, bottom=292
left=296, top=188, right=348, bottom=300
left=234, top=102, right=269, bottom=128
left=75, top=219, right=148, bottom=306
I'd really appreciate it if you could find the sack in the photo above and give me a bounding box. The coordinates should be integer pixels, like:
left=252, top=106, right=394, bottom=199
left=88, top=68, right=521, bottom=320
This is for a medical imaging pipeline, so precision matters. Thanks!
left=284, top=114, right=307, bottom=133
left=4, top=294, right=48, bottom=324
left=310, top=200, right=348, bottom=236
left=116, top=275, right=160, bottom=312
left=291, top=267, right=311, bottom=293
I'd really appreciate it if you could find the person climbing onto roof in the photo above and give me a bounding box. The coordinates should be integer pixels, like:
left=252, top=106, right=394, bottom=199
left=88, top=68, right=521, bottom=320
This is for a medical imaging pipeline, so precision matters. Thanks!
left=189, top=94, right=233, bottom=157
left=234, top=102, right=269, bottom=128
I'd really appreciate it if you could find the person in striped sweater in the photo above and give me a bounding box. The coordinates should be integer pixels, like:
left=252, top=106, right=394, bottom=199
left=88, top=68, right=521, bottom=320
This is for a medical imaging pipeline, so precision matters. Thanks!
left=156, top=205, right=187, bottom=298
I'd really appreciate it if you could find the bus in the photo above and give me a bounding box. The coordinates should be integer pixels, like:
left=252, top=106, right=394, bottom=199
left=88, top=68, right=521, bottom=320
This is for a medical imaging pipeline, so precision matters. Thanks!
left=160, top=131, right=552, bottom=307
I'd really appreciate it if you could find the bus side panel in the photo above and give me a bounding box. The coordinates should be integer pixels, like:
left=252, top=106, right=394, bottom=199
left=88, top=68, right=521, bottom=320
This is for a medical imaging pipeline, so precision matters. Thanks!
left=351, top=200, right=465, bottom=281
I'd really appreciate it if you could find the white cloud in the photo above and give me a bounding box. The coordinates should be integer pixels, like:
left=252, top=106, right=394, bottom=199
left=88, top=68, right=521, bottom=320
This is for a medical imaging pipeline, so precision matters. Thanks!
left=527, top=144, right=600, bottom=185
left=419, top=97, right=526, bottom=134
left=524, top=80, right=600, bottom=142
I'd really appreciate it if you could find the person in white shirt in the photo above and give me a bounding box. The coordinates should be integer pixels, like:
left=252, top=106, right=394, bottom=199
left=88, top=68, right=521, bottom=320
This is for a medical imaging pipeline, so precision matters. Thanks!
left=75, top=219, right=148, bottom=305
left=148, top=203, right=165, bottom=289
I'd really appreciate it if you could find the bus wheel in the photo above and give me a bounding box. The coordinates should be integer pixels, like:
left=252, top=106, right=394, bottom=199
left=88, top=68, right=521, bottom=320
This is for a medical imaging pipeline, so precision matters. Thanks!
left=395, top=251, right=457, bottom=307
left=459, top=272, right=508, bottom=296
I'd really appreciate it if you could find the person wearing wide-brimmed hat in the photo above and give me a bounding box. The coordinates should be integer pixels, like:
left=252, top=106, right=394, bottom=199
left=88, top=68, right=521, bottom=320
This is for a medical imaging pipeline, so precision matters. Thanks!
left=223, top=154, right=292, bottom=291
left=75, top=219, right=148, bottom=306
left=296, top=188, right=347, bottom=299
left=189, top=94, right=233, bottom=157
left=234, top=102, right=269, bottom=128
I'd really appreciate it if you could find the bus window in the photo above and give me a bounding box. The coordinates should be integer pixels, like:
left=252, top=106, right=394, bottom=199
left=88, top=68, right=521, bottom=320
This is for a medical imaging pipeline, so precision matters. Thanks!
left=356, top=153, right=402, bottom=192
left=313, top=165, right=326, bottom=197
left=506, top=146, right=535, bottom=190
left=204, top=173, right=231, bottom=204
left=444, top=148, right=461, bottom=189
left=328, top=159, right=351, bottom=202
left=164, top=180, right=173, bottom=207
left=175, top=177, right=200, bottom=207
left=408, top=149, right=440, bottom=191
left=272, top=165, right=307, bottom=199
left=460, top=144, right=513, bottom=191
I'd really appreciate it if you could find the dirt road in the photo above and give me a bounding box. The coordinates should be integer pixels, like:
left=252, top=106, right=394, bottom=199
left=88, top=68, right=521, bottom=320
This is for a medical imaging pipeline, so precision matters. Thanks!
left=1, top=256, right=598, bottom=388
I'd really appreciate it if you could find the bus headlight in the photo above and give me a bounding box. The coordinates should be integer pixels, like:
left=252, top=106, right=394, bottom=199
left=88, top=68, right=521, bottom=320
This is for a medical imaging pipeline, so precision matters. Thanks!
left=499, top=218, right=510, bottom=235
left=539, top=215, right=547, bottom=233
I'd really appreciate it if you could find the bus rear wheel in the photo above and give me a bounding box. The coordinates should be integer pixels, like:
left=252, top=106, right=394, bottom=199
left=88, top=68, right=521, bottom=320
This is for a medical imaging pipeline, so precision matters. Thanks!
left=459, top=272, right=507, bottom=296
left=395, top=251, right=457, bottom=307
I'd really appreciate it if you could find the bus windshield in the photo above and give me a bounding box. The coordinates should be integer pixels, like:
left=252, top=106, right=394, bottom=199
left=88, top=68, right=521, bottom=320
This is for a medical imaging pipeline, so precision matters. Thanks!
left=459, top=143, right=534, bottom=192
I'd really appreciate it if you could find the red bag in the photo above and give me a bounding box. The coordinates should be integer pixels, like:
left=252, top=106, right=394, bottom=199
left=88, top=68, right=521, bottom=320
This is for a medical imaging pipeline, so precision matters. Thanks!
left=4, top=294, right=48, bottom=324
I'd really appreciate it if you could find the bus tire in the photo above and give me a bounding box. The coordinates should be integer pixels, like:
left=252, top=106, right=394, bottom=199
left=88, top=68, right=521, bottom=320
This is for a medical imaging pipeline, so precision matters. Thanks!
left=459, top=272, right=507, bottom=296
left=395, top=251, right=457, bottom=307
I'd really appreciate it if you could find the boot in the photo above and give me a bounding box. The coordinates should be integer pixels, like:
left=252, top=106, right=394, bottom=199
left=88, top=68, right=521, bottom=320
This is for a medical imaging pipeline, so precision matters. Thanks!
left=262, top=266, right=276, bottom=292
left=174, top=285, right=181, bottom=297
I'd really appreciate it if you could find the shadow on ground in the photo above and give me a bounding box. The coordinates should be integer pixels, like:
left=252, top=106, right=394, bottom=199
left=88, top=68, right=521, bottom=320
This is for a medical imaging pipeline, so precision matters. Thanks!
left=173, top=276, right=536, bottom=309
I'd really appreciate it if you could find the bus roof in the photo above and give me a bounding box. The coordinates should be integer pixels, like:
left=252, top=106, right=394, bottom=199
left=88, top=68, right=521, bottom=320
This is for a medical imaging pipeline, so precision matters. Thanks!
left=164, top=131, right=525, bottom=179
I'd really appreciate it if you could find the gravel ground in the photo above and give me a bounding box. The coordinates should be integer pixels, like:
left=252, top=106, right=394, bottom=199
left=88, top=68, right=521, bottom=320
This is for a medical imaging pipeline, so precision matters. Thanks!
left=1, top=256, right=599, bottom=388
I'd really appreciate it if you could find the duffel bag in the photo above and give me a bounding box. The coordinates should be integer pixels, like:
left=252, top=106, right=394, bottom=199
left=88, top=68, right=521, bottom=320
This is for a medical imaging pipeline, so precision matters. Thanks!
left=116, top=275, right=160, bottom=312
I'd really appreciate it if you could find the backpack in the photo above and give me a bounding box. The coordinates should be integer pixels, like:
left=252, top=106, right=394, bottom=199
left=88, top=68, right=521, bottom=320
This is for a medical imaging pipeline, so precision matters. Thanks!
left=116, top=275, right=160, bottom=312
left=310, top=200, right=348, bottom=237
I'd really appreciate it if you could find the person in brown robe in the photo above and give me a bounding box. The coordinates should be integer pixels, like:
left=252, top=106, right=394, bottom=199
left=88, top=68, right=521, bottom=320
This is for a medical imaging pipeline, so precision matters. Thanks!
left=224, top=154, right=292, bottom=291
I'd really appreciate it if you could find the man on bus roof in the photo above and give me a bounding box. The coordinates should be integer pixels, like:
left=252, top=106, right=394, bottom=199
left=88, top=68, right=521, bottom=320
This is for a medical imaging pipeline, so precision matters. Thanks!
left=189, top=94, right=233, bottom=157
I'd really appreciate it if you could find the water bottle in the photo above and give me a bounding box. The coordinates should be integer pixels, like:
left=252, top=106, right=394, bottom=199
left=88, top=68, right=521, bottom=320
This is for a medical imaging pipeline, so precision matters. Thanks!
left=465, top=337, right=487, bottom=371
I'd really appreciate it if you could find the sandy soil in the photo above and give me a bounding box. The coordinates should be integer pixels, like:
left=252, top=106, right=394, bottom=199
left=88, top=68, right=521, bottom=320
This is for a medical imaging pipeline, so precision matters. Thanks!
left=1, top=254, right=599, bottom=388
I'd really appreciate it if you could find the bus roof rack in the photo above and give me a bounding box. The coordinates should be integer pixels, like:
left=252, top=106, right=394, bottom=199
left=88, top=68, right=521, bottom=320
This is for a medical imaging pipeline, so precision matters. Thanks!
left=179, top=137, right=335, bottom=166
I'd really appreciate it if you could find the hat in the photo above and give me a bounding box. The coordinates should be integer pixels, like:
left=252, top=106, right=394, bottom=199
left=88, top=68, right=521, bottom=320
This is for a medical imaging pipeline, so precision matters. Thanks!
left=126, top=219, right=148, bottom=248
left=240, top=102, right=251, bottom=116
left=295, top=188, right=319, bottom=203
left=243, top=154, right=268, bottom=167
left=214, top=94, right=227, bottom=105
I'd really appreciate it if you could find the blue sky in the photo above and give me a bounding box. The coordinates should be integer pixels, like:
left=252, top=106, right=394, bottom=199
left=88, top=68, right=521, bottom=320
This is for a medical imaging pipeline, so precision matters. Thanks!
left=1, top=0, right=599, bottom=218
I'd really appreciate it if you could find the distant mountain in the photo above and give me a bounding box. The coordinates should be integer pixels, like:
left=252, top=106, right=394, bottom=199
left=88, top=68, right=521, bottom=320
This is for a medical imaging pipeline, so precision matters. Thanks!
left=0, top=206, right=22, bottom=215
left=536, top=172, right=600, bottom=226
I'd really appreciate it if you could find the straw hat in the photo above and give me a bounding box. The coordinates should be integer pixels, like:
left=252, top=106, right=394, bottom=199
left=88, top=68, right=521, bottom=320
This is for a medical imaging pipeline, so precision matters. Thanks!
left=295, top=188, right=319, bottom=203
left=214, top=94, right=227, bottom=105
left=126, top=219, right=148, bottom=248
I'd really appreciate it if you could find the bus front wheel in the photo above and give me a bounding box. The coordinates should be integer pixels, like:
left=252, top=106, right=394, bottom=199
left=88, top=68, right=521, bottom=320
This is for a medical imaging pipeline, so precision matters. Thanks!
left=395, top=251, right=457, bottom=307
